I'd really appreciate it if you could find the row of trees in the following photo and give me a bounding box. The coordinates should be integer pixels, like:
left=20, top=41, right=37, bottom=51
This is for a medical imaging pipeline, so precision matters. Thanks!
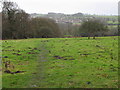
left=2, top=1, right=61, bottom=39
left=58, top=19, right=109, bottom=39
left=2, top=0, right=116, bottom=39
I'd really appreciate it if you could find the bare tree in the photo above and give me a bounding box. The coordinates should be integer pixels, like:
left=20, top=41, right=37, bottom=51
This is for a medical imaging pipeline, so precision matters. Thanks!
left=2, top=0, right=29, bottom=39
left=79, top=19, right=108, bottom=39
left=2, top=0, right=19, bottom=39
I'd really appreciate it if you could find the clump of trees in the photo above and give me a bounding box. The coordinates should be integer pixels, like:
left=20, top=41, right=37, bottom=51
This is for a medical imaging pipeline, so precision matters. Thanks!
left=29, top=17, right=61, bottom=38
left=78, top=19, right=108, bottom=39
left=57, top=19, right=110, bottom=38
left=2, top=0, right=61, bottom=39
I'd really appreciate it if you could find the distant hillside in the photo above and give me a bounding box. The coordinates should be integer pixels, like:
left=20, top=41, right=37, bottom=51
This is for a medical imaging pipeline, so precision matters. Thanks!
left=30, top=12, right=118, bottom=25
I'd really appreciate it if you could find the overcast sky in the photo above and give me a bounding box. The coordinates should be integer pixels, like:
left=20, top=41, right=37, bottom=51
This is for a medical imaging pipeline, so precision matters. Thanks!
left=7, top=0, right=119, bottom=15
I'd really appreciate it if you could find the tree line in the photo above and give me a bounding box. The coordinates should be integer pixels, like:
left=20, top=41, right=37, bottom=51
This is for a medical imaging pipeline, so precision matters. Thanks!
left=2, top=0, right=61, bottom=39
left=2, top=0, right=116, bottom=39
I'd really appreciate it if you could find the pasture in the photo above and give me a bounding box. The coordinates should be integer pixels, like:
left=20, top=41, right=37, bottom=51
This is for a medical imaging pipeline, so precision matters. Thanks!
left=2, top=36, right=118, bottom=88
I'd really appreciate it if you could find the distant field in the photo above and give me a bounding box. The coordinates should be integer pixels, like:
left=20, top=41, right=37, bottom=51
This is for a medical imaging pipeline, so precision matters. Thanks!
left=2, top=36, right=118, bottom=88
left=95, top=15, right=118, bottom=19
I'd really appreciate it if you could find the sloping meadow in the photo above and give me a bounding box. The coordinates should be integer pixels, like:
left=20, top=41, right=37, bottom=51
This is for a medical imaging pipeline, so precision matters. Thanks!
left=2, top=36, right=119, bottom=88
left=2, top=39, right=42, bottom=88
left=41, top=37, right=118, bottom=88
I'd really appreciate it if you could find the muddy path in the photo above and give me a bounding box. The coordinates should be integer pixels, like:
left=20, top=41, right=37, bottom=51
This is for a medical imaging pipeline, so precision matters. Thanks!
left=27, top=41, right=49, bottom=88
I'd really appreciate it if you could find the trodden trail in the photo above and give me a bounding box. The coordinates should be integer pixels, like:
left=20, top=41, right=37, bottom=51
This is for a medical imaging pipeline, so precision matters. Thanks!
left=27, top=40, right=49, bottom=88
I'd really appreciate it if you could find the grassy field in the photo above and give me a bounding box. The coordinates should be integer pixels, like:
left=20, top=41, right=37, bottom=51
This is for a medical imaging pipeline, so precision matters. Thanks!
left=2, top=39, right=41, bottom=88
left=2, top=36, right=118, bottom=88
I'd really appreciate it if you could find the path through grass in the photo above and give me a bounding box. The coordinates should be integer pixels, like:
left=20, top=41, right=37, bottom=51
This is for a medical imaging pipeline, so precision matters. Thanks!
left=2, top=36, right=118, bottom=88
left=28, top=40, right=49, bottom=88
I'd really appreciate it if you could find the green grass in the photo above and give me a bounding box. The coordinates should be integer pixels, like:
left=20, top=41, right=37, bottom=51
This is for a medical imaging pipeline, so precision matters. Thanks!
left=0, top=40, right=2, bottom=89
left=2, top=36, right=118, bottom=88
left=2, top=39, right=42, bottom=88
left=107, top=21, right=118, bottom=24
